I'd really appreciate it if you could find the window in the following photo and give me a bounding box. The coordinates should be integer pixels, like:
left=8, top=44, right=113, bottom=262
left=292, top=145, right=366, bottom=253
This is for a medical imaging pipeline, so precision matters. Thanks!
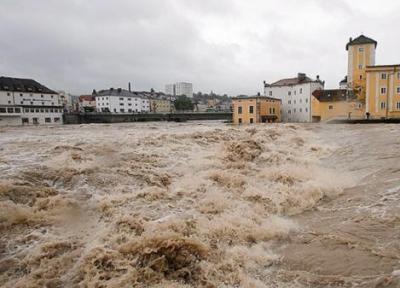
left=288, top=91, right=291, bottom=96
left=50, top=109, right=54, bottom=113
left=238, top=118, right=242, bottom=124
left=33, top=118, right=39, bottom=124
left=359, top=47, right=364, bottom=52
left=288, top=110, right=291, bottom=114
left=119, top=98, right=124, bottom=101
left=269, top=91, right=272, bottom=96
left=288, top=100, right=291, bottom=104
left=24, top=108, right=29, bottom=113
left=0, top=108, right=6, bottom=113
left=329, top=105, right=333, bottom=110
left=8, top=100, right=11, bottom=104
left=41, top=95, right=44, bottom=98
left=120, top=109, right=125, bottom=113
left=238, top=106, right=242, bottom=114
left=42, top=102, right=45, bottom=105
left=20, top=101, right=23, bottom=104
left=397, top=102, right=400, bottom=110
left=250, top=118, right=254, bottom=124
left=7, top=93, right=10, bottom=96
left=30, top=102, right=34, bottom=105
left=30, top=108, right=34, bottom=113
left=360, top=75, right=363, bottom=80
left=381, top=87, right=387, bottom=94
left=22, top=118, right=29, bottom=124
left=7, top=108, right=14, bottom=113
left=300, top=88, right=303, bottom=94
left=45, top=118, right=51, bottom=123
left=128, top=103, right=132, bottom=106
left=272, top=108, right=275, bottom=114
left=40, top=108, right=44, bottom=113
left=358, top=65, right=363, bottom=69
left=381, top=102, right=386, bottom=109
left=300, top=108, right=302, bottom=113
left=128, top=98, right=131, bottom=101
left=294, top=100, right=296, bottom=104
left=54, top=118, right=60, bottom=123
left=15, top=108, right=21, bottom=113
left=20, top=93, right=23, bottom=97
left=294, top=108, right=296, bottom=113
left=120, top=103, right=124, bottom=106
left=305, top=108, right=308, bottom=112
left=300, top=99, right=302, bottom=103
left=397, top=87, right=400, bottom=94
left=381, top=73, right=387, bottom=80
left=305, top=98, right=308, bottom=103
left=249, top=106, right=254, bottom=114
left=114, top=108, right=117, bottom=112
left=294, top=90, right=296, bottom=95
left=128, top=109, right=132, bottom=112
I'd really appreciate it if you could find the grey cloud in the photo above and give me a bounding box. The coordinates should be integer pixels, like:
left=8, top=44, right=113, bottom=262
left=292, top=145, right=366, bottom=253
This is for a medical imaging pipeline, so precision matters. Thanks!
left=0, top=0, right=399, bottom=95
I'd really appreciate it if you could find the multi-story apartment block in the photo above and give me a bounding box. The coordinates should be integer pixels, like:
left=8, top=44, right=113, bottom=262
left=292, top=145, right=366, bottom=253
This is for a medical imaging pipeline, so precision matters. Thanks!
left=264, top=73, right=324, bottom=122
left=232, top=95, right=281, bottom=124
left=95, top=88, right=150, bottom=113
left=0, top=77, right=63, bottom=126
left=165, top=82, right=193, bottom=97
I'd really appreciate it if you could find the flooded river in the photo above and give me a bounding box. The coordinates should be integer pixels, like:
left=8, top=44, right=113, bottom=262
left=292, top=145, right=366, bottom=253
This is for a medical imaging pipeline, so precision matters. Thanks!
left=0, top=122, right=399, bottom=287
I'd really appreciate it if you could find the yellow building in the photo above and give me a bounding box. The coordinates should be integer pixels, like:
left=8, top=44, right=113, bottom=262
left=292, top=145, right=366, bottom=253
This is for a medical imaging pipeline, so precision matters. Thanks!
left=346, top=35, right=377, bottom=101
left=366, top=65, right=400, bottom=119
left=311, top=89, right=364, bottom=122
left=232, top=96, right=281, bottom=124
left=150, top=98, right=173, bottom=113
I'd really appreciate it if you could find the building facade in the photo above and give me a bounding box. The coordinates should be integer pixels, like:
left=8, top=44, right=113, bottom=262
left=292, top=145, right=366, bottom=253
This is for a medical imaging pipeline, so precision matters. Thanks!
left=311, top=89, right=364, bottom=122
left=95, top=88, right=150, bottom=113
left=165, top=82, right=193, bottom=97
left=366, top=65, right=400, bottom=119
left=0, top=77, right=63, bottom=126
left=79, top=95, right=96, bottom=112
left=264, top=73, right=324, bottom=122
left=346, top=35, right=377, bottom=100
left=232, top=96, right=281, bottom=124
left=150, top=98, right=173, bottom=113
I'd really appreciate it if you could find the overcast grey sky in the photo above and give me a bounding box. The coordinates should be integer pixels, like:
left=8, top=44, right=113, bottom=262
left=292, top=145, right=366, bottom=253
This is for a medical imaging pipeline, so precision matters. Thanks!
left=0, top=0, right=399, bottom=96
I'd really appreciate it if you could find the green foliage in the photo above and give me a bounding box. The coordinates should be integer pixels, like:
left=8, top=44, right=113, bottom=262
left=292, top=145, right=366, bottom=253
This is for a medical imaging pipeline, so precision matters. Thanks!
left=174, top=95, right=194, bottom=111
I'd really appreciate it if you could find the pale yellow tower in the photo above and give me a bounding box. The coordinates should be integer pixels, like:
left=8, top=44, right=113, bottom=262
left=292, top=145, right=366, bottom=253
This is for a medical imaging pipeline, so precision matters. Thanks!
left=346, top=35, right=377, bottom=100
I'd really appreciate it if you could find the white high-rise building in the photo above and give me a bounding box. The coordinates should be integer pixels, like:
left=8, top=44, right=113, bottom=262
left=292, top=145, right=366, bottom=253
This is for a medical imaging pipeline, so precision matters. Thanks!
left=264, top=73, right=324, bottom=123
left=165, top=82, right=193, bottom=97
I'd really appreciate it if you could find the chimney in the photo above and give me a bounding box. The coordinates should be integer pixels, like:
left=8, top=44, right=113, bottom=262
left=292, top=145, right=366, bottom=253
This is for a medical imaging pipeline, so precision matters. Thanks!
left=298, top=73, right=306, bottom=81
left=349, top=37, right=353, bottom=43
left=128, top=82, right=131, bottom=92
left=316, top=75, right=320, bottom=81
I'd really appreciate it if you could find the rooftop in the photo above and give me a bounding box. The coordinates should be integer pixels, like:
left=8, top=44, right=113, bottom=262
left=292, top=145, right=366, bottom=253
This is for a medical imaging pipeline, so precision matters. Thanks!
left=312, top=89, right=357, bottom=102
left=265, top=73, right=322, bottom=87
left=346, top=35, right=377, bottom=50
left=233, top=95, right=281, bottom=102
left=0, top=76, right=57, bottom=94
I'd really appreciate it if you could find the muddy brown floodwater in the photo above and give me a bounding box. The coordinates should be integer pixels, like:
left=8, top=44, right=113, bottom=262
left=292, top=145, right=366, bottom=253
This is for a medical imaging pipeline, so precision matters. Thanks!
left=0, top=122, right=399, bottom=288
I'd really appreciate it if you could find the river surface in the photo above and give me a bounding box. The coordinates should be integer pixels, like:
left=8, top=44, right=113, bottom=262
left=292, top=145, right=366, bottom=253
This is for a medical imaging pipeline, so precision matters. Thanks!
left=0, top=122, right=399, bottom=287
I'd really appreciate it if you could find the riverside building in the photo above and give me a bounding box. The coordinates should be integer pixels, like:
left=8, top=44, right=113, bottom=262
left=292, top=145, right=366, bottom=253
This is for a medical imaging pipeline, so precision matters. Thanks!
left=0, top=77, right=63, bottom=126
left=264, top=73, right=324, bottom=123
left=95, top=88, right=150, bottom=113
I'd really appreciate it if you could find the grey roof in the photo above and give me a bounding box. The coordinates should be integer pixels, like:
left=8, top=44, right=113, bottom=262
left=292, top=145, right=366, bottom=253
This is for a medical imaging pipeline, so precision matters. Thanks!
left=265, top=73, right=322, bottom=87
left=0, top=76, right=57, bottom=94
left=312, top=89, right=357, bottom=102
left=234, top=95, right=281, bottom=102
left=96, top=88, right=146, bottom=98
left=346, top=35, right=377, bottom=50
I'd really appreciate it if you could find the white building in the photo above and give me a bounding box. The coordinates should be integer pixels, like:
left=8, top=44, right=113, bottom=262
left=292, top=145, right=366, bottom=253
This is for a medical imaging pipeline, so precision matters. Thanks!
left=0, top=77, right=63, bottom=126
left=264, top=73, right=324, bottom=122
left=95, top=88, right=150, bottom=113
left=165, top=82, right=193, bottom=97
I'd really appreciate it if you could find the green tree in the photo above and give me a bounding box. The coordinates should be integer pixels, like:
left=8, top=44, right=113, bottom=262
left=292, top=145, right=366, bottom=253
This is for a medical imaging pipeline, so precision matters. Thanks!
left=174, top=95, right=194, bottom=111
